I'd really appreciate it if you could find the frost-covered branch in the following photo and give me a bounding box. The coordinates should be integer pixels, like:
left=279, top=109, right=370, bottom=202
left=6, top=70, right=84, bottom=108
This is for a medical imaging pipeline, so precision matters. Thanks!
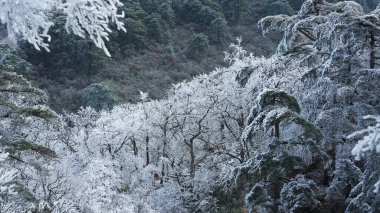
left=349, top=115, right=380, bottom=193
left=349, top=115, right=380, bottom=161
left=0, top=0, right=126, bottom=56
left=0, top=150, right=17, bottom=211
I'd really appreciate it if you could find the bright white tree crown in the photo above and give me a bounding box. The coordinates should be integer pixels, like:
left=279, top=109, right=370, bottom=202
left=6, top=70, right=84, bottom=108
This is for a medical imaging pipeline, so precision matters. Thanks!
left=0, top=0, right=126, bottom=57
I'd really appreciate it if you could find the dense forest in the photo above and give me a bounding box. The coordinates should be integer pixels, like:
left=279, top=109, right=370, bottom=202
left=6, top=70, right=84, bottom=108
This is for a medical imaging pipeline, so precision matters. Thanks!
left=1, top=0, right=380, bottom=212
left=2, top=0, right=296, bottom=112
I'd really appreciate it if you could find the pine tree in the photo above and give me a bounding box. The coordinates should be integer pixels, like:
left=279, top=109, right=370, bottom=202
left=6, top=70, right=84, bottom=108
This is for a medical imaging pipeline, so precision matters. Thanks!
left=208, top=17, right=230, bottom=44
left=185, top=33, right=210, bottom=60
left=158, top=1, right=176, bottom=26
left=144, top=13, right=169, bottom=43
left=267, top=0, right=294, bottom=16
left=221, top=89, right=328, bottom=212
left=347, top=115, right=380, bottom=212
left=220, top=0, right=250, bottom=23
left=122, top=18, right=149, bottom=49
left=0, top=64, right=58, bottom=212
left=82, top=82, right=120, bottom=111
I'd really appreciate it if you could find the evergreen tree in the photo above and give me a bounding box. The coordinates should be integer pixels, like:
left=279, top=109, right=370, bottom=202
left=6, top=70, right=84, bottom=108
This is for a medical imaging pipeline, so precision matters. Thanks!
left=144, top=13, right=169, bottom=43
left=121, top=18, right=149, bottom=49
left=122, top=0, right=149, bottom=19
left=82, top=82, right=120, bottom=111
left=158, top=1, right=176, bottom=26
left=185, top=33, right=210, bottom=60
left=139, top=0, right=160, bottom=13
left=22, top=13, right=109, bottom=77
left=208, top=17, right=230, bottom=44
left=198, top=5, right=224, bottom=25
left=258, top=0, right=380, bottom=79
left=221, top=89, right=328, bottom=212
left=267, top=0, right=294, bottom=16
left=181, top=0, right=204, bottom=23
left=0, top=64, right=58, bottom=212
left=347, top=116, right=380, bottom=212
left=219, top=0, right=249, bottom=23
left=181, top=0, right=224, bottom=26
left=279, top=175, right=321, bottom=213
left=0, top=45, right=33, bottom=78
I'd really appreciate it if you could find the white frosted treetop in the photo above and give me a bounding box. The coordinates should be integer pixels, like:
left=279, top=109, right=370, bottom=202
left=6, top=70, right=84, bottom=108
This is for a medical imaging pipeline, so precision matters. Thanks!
left=0, top=0, right=126, bottom=56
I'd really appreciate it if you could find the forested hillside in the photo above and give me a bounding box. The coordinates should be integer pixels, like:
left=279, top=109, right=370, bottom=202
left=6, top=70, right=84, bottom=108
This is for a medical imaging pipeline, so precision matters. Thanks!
left=1, top=0, right=380, bottom=212
left=2, top=0, right=294, bottom=112
left=4, top=0, right=378, bottom=112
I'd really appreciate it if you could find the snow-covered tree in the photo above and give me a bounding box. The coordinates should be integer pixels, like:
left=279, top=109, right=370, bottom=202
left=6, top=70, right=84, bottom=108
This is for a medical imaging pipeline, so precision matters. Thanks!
left=219, top=87, right=329, bottom=212
left=259, top=0, right=380, bottom=76
left=279, top=175, right=321, bottom=213
left=1, top=1, right=380, bottom=212
left=346, top=115, right=380, bottom=212
left=350, top=115, right=380, bottom=161
left=0, top=0, right=126, bottom=56
left=0, top=150, right=17, bottom=212
left=0, top=64, right=61, bottom=211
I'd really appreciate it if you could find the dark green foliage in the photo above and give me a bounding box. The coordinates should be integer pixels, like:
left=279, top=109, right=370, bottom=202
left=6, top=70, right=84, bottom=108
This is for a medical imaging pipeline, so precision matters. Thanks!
left=181, top=0, right=224, bottom=25
left=122, top=1, right=149, bottom=19
left=244, top=89, right=323, bottom=143
left=0, top=45, right=34, bottom=78
left=199, top=0, right=223, bottom=10
left=242, top=145, right=307, bottom=181
left=82, top=82, right=120, bottom=111
left=21, top=16, right=108, bottom=77
left=223, top=139, right=326, bottom=211
left=219, top=0, right=249, bottom=23
left=2, top=140, right=57, bottom=159
left=171, top=0, right=185, bottom=13
left=144, top=13, right=169, bottom=43
left=18, top=14, right=115, bottom=112
left=122, top=18, right=149, bottom=49
left=181, top=0, right=205, bottom=23
left=198, top=6, right=224, bottom=25
left=236, top=66, right=254, bottom=87
left=221, top=140, right=309, bottom=212
left=185, top=33, right=210, bottom=60
left=18, top=106, right=58, bottom=121
left=208, top=17, right=230, bottom=44
left=225, top=87, right=329, bottom=212
left=288, top=0, right=305, bottom=11
left=139, top=0, right=160, bottom=13
left=158, top=1, right=176, bottom=26
left=267, top=0, right=294, bottom=16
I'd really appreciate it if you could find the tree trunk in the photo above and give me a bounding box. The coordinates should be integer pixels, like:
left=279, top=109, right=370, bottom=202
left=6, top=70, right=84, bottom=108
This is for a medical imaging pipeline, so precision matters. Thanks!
left=145, top=135, right=150, bottom=165
left=132, top=137, right=138, bottom=156
left=274, top=122, right=280, bottom=138
left=189, top=139, right=195, bottom=178
left=370, top=31, right=376, bottom=69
